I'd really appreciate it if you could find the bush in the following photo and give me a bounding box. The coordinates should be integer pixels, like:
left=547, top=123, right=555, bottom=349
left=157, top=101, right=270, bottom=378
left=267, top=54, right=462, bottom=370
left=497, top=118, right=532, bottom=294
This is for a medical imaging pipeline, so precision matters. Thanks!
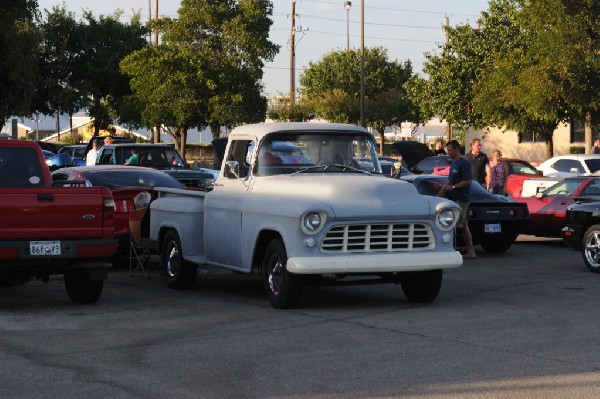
left=570, top=146, right=585, bottom=154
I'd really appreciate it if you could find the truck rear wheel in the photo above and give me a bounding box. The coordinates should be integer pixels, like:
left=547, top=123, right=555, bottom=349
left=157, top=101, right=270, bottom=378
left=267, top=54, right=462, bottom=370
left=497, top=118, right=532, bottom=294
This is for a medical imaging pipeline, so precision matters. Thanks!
left=64, top=269, right=104, bottom=304
left=162, top=230, right=197, bottom=289
left=262, top=238, right=303, bottom=309
left=400, top=269, right=442, bottom=303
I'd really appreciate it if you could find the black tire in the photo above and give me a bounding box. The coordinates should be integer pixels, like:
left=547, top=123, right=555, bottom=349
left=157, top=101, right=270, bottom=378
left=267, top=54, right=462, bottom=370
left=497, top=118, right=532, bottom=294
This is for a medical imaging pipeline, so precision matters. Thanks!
left=262, top=238, right=303, bottom=309
left=582, top=224, right=600, bottom=273
left=400, top=269, right=443, bottom=303
left=480, top=236, right=515, bottom=253
left=64, top=269, right=104, bottom=304
left=162, top=230, right=197, bottom=289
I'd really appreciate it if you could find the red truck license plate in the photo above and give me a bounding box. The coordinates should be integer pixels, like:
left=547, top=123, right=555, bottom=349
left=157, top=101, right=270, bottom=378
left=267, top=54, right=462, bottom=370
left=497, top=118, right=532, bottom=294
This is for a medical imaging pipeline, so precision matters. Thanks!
left=30, top=241, right=61, bottom=256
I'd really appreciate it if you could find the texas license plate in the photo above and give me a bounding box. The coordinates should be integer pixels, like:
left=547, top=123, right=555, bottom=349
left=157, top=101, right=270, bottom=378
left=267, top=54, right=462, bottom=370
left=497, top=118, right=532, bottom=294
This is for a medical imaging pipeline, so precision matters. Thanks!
left=484, top=223, right=502, bottom=233
left=30, top=241, right=61, bottom=256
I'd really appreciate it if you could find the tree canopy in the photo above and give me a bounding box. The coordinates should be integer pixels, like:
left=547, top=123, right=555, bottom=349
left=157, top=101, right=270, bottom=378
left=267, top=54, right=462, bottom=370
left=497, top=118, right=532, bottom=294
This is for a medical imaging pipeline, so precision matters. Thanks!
left=299, top=47, right=419, bottom=153
left=0, top=1, right=39, bottom=123
left=121, top=0, right=279, bottom=158
left=407, top=0, right=600, bottom=157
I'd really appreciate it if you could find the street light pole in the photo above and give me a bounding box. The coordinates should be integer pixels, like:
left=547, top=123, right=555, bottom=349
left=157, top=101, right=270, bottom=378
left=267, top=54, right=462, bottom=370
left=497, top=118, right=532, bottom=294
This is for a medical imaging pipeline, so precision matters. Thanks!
left=344, top=1, right=351, bottom=51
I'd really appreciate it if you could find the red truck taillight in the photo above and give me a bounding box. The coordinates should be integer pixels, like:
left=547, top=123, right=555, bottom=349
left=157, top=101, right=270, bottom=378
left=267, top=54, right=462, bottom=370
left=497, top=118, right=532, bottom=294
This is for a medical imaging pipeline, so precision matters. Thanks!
left=103, top=197, right=115, bottom=226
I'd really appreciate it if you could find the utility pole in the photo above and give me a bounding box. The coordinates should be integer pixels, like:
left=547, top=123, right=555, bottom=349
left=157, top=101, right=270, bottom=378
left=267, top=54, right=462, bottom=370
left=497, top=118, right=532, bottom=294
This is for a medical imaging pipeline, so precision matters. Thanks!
left=359, top=0, right=365, bottom=127
left=444, top=15, right=451, bottom=143
left=153, top=0, right=160, bottom=143
left=290, top=0, right=296, bottom=104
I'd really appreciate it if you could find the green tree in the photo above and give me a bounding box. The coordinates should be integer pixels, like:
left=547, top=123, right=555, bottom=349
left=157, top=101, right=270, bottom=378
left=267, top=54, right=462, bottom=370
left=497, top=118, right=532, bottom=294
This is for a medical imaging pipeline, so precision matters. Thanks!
left=300, top=47, right=419, bottom=154
left=34, top=5, right=87, bottom=140
left=0, top=1, right=39, bottom=123
left=267, top=96, right=315, bottom=122
left=517, top=0, right=600, bottom=154
left=122, top=0, right=278, bottom=158
left=78, top=11, right=148, bottom=136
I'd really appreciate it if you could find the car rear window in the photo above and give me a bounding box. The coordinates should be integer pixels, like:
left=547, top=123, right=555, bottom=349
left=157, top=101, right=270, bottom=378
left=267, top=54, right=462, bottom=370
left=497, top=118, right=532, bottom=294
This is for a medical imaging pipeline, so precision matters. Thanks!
left=0, top=147, right=46, bottom=188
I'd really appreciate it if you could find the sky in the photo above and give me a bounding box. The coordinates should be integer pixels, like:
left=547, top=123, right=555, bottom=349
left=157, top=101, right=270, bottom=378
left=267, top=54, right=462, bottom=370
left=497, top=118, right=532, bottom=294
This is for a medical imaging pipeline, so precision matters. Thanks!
left=36, top=0, right=491, bottom=97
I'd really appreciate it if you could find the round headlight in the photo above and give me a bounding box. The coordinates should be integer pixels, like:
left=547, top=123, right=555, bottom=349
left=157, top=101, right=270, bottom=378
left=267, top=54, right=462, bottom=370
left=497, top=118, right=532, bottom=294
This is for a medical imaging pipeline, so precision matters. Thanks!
left=437, top=208, right=456, bottom=229
left=301, top=211, right=326, bottom=235
left=304, top=212, right=321, bottom=231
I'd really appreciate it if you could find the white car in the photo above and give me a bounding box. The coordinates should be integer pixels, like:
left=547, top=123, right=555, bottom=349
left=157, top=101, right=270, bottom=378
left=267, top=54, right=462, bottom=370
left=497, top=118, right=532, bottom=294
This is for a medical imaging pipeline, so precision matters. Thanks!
left=536, top=155, right=600, bottom=178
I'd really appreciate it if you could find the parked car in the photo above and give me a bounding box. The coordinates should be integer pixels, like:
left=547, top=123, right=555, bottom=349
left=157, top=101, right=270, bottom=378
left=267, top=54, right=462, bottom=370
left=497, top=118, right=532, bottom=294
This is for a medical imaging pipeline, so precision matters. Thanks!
left=51, top=165, right=185, bottom=262
left=95, top=143, right=186, bottom=168
left=93, top=143, right=217, bottom=189
left=162, top=169, right=215, bottom=191
left=398, top=174, right=530, bottom=253
left=516, top=177, right=600, bottom=238
left=562, top=199, right=600, bottom=272
left=413, top=155, right=542, bottom=197
left=58, top=144, right=87, bottom=165
left=81, top=135, right=135, bottom=165
left=536, top=154, right=600, bottom=178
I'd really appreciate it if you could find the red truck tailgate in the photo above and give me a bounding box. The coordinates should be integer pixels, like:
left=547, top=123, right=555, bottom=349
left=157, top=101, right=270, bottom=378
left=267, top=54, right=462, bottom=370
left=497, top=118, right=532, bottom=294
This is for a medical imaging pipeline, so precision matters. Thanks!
left=0, top=187, right=113, bottom=240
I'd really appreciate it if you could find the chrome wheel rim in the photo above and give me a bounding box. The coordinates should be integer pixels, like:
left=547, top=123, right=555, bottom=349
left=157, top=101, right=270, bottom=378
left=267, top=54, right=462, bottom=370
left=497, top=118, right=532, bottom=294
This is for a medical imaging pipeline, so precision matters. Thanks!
left=166, top=242, right=180, bottom=277
left=584, top=230, right=600, bottom=269
left=267, top=255, right=283, bottom=296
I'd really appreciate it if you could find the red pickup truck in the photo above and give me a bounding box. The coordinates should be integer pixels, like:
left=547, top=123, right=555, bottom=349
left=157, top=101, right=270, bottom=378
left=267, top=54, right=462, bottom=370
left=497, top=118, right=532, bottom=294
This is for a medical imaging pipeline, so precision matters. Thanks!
left=0, top=140, right=118, bottom=303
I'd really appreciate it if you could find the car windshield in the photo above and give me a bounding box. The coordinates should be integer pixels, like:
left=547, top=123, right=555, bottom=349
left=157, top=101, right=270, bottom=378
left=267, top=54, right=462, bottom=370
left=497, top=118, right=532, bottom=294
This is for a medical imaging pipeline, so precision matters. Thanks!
left=543, top=178, right=586, bottom=196
left=255, top=132, right=380, bottom=175
left=80, top=170, right=184, bottom=190
left=506, top=160, right=539, bottom=175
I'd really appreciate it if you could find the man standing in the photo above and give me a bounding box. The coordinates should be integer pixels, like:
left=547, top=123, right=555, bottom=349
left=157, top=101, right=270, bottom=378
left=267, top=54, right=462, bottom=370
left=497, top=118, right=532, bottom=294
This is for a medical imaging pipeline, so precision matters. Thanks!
left=464, top=138, right=488, bottom=186
left=439, top=140, right=476, bottom=259
left=86, top=139, right=100, bottom=166
left=592, top=139, right=600, bottom=154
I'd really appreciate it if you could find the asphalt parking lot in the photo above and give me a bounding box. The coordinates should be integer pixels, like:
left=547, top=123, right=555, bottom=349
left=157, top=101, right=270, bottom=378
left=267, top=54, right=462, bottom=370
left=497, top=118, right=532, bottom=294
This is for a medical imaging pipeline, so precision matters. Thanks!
left=1, top=235, right=599, bottom=399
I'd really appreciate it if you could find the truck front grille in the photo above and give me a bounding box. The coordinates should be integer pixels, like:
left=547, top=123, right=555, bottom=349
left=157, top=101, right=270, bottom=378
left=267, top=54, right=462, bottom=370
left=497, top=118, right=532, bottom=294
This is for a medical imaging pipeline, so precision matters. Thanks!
left=321, top=223, right=434, bottom=253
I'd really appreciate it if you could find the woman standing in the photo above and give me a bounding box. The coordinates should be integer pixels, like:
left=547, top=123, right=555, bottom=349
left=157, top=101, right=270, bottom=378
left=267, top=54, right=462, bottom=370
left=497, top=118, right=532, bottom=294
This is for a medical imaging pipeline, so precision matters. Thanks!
left=486, top=149, right=509, bottom=195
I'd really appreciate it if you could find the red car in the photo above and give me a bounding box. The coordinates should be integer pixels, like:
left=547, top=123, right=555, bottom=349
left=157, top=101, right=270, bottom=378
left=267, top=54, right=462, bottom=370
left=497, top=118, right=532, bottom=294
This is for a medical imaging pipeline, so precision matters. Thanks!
left=516, top=177, right=600, bottom=237
left=418, top=156, right=541, bottom=197
left=51, top=165, right=185, bottom=262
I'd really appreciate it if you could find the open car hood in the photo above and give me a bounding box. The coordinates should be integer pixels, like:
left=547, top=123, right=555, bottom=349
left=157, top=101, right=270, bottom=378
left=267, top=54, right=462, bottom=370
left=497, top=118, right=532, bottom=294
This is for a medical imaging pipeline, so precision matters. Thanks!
left=392, top=141, right=434, bottom=169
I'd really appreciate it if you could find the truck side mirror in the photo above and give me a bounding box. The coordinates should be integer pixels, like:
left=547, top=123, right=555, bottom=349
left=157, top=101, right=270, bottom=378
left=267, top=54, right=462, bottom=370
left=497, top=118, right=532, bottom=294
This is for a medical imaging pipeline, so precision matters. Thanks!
left=225, top=160, right=240, bottom=179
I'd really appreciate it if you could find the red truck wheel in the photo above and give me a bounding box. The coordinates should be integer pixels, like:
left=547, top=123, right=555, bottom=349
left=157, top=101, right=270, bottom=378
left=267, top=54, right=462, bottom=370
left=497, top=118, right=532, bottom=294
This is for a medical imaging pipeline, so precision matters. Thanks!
left=64, top=269, right=104, bottom=304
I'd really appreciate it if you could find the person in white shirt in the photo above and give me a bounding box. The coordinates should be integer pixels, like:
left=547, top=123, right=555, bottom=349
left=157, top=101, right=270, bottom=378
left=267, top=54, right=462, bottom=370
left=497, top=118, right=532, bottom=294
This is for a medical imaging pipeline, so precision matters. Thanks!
left=86, top=140, right=100, bottom=166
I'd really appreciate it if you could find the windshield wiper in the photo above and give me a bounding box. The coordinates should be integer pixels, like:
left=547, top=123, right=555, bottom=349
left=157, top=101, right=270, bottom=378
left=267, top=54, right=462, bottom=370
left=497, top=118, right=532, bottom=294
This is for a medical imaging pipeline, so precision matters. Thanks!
left=291, top=163, right=371, bottom=175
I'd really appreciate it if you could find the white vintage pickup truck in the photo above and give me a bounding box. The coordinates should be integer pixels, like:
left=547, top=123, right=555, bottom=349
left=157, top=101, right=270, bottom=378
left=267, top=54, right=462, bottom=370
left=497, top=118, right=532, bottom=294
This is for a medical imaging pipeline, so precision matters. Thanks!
left=148, top=122, right=463, bottom=308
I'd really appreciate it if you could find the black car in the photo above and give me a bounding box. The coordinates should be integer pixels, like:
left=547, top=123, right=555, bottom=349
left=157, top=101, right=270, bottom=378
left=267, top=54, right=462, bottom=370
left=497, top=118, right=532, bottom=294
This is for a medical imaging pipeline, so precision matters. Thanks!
left=562, top=200, right=600, bottom=272
left=162, top=169, right=215, bottom=191
left=399, top=174, right=530, bottom=253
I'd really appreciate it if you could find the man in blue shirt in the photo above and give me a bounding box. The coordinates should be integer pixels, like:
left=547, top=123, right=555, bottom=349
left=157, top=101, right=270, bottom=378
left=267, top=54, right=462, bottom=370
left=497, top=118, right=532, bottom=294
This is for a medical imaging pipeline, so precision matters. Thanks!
left=439, top=140, right=476, bottom=259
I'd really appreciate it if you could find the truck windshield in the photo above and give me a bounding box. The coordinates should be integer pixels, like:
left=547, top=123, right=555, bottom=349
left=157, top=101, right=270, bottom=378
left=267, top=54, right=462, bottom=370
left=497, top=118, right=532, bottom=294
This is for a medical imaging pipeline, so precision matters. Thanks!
left=256, top=132, right=381, bottom=176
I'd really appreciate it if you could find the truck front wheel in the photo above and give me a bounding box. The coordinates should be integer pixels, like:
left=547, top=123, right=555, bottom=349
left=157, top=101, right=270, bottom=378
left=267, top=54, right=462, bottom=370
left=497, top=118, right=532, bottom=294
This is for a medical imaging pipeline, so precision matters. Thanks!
left=262, top=238, right=303, bottom=309
left=400, top=269, right=442, bottom=303
left=64, top=269, right=104, bottom=304
left=162, top=230, right=197, bottom=289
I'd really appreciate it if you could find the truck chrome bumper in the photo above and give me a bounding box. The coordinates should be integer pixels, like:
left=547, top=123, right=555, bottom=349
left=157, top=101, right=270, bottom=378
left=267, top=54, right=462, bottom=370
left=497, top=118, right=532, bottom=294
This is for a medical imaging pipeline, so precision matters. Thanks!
left=286, top=251, right=463, bottom=274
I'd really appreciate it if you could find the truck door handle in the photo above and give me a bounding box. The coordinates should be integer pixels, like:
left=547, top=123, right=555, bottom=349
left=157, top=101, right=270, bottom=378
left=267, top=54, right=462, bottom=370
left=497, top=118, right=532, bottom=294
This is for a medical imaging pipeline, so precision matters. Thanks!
left=37, top=193, right=54, bottom=201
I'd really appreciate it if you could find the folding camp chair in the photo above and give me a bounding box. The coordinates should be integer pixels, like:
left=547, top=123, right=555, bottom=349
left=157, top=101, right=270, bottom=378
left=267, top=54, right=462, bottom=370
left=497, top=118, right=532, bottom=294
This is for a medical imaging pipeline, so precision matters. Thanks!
left=129, top=207, right=150, bottom=278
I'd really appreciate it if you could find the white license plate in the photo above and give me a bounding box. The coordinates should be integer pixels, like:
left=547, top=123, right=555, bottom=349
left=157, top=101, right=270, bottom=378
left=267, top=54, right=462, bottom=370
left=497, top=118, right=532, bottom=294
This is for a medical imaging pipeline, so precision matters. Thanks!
left=484, top=223, right=502, bottom=233
left=30, top=241, right=61, bottom=256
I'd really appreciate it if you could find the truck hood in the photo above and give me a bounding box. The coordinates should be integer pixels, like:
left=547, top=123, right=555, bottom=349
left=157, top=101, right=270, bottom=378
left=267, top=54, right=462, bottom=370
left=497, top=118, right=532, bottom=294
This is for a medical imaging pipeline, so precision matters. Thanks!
left=252, top=174, right=432, bottom=218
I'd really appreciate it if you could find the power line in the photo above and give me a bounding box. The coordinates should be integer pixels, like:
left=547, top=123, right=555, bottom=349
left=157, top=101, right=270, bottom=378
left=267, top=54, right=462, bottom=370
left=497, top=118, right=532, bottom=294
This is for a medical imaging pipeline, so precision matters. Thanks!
left=301, top=0, right=479, bottom=19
